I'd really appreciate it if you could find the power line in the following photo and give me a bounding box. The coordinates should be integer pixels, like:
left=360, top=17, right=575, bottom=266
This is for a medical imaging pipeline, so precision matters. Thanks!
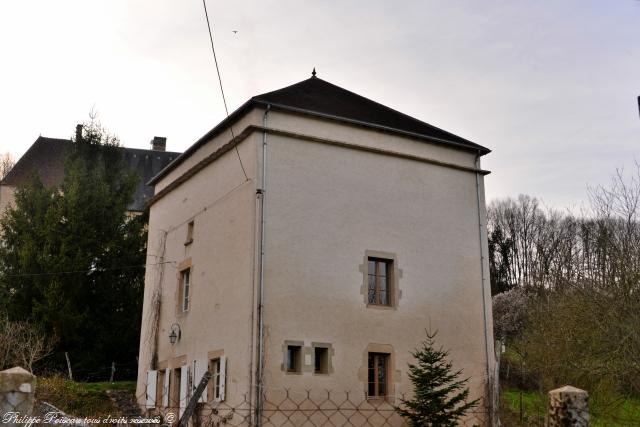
left=2, top=261, right=174, bottom=278
left=201, top=0, right=249, bottom=181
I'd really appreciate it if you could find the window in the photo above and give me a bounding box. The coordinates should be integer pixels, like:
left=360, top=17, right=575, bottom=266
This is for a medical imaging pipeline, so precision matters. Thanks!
left=180, top=269, right=190, bottom=312
left=314, top=347, right=329, bottom=374
left=286, top=345, right=302, bottom=373
left=206, top=354, right=226, bottom=402
left=208, top=358, right=226, bottom=401
left=367, top=353, right=389, bottom=398
left=212, top=359, right=221, bottom=400
left=368, top=258, right=391, bottom=305
left=185, top=221, right=194, bottom=246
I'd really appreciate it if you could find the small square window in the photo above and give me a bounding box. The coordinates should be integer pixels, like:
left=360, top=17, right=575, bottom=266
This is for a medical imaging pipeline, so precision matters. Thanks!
left=180, top=269, right=190, bottom=312
left=185, top=221, right=194, bottom=246
left=286, top=345, right=302, bottom=373
left=314, top=347, right=329, bottom=374
left=368, top=258, right=392, bottom=306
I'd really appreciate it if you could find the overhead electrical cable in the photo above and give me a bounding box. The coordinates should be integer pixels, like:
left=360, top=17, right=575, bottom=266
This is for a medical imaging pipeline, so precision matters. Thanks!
left=3, top=261, right=175, bottom=278
left=201, top=0, right=248, bottom=181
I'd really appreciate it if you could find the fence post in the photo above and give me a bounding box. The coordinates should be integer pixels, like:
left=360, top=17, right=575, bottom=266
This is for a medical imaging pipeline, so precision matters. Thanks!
left=0, top=366, right=37, bottom=421
left=546, top=385, right=589, bottom=426
left=65, top=352, right=73, bottom=381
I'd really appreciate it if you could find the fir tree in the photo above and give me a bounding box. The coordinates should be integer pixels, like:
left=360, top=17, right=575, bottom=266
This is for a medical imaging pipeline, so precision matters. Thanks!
left=396, top=329, right=479, bottom=426
left=0, top=119, right=147, bottom=375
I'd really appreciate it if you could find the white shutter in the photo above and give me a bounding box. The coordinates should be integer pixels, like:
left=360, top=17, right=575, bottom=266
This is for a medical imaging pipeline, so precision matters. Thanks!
left=193, top=359, right=208, bottom=403
left=179, top=366, right=188, bottom=417
left=146, top=370, right=157, bottom=408
left=162, top=368, right=171, bottom=408
left=218, top=356, right=227, bottom=402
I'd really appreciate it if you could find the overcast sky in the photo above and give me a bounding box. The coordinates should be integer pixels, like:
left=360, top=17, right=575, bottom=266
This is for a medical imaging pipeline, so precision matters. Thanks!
left=1, top=1, right=639, bottom=209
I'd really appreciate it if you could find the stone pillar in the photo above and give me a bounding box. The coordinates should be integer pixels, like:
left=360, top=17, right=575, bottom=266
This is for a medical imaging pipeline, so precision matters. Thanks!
left=547, top=385, right=589, bottom=426
left=0, top=367, right=37, bottom=424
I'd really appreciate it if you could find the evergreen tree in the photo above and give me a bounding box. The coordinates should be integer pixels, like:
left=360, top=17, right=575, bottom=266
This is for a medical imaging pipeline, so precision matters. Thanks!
left=488, top=225, right=515, bottom=295
left=396, top=329, right=479, bottom=426
left=0, top=120, right=147, bottom=376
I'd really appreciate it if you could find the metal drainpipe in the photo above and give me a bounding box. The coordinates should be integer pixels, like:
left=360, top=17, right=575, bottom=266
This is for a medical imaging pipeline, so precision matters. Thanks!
left=255, top=104, right=270, bottom=427
left=475, top=151, right=493, bottom=425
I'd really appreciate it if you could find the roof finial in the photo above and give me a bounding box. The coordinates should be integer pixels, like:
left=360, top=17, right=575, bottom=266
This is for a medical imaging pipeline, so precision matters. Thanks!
left=311, top=67, right=317, bottom=77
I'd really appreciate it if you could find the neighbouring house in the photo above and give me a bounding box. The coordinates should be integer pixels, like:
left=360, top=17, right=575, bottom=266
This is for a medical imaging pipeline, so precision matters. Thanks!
left=136, top=72, right=495, bottom=426
left=0, top=131, right=180, bottom=216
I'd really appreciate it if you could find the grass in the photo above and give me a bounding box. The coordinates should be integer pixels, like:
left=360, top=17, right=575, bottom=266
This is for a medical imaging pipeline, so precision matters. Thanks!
left=501, top=388, right=640, bottom=426
left=500, top=388, right=545, bottom=426
left=80, top=380, right=136, bottom=393
left=36, top=376, right=136, bottom=417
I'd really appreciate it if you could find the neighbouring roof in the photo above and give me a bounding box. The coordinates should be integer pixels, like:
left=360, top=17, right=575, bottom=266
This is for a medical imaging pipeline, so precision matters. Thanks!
left=150, top=75, right=489, bottom=185
left=2, top=137, right=70, bottom=188
left=1, top=137, right=180, bottom=212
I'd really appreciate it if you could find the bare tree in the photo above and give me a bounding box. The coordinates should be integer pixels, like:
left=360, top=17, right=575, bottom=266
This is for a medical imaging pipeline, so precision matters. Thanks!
left=0, top=152, right=15, bottom=180
left=0, top=314, right=56, bottom=372
left=491, top=162, right=640, bottom=417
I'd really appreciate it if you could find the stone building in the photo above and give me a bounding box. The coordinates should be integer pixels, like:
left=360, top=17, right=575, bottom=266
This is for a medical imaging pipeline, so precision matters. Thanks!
left=136, top=72, right=495, bottom=425
left=0, top=132, right=179, bottom=216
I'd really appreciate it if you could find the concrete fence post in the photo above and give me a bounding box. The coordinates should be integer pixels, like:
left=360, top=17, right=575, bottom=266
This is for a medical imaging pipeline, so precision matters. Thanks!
left=547, top=385, right=589, bottom=426
left=0, top=367, right=37, bottom=424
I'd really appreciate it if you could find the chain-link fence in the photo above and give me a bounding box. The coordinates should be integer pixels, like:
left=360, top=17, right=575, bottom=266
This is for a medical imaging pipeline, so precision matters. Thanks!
left=136, top=388, right=488, bottom=427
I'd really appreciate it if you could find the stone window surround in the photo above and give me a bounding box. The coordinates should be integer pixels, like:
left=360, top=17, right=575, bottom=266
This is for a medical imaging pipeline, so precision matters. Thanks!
left=357, top=343, right=400, bottom=400
left=311, top=342, right=334, bottom=376
left=207, top=349, right=225, bottom=402
left=281, top=341, right=334, bottom=375
left=282, top=340, right=305, bottom=375
left=359, top=250, right=402, bottom=309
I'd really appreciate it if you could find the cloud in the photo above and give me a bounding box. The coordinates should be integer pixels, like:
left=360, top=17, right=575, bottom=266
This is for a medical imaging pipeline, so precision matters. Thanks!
left=1, top=0, right=638, bottom=209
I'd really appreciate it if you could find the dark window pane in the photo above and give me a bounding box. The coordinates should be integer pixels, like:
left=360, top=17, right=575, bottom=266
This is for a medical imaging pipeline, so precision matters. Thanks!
left=368, top=260, right=376, bottom=274
left=378, top=355, right=387, bottom=396
left=314, top=347, right=328, bottom=374
left=213, top=359, right=220, bottom=398
left=379, top=290, right=387, bottom=305
left=378, top=356, right=386, bottom=380
left=287, top=346, right=301, bottom=372
left=368, top=354, right=375, bottom=396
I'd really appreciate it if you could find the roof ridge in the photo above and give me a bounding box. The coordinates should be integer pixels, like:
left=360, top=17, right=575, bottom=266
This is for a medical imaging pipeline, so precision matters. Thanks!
left=149, top=75, right=489, bottom=185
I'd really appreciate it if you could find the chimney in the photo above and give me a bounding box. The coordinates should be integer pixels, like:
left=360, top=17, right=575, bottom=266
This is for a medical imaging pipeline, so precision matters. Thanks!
left=151, top=136, right=166, bottom=152
left=75, top=124, right=83, bottom=142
